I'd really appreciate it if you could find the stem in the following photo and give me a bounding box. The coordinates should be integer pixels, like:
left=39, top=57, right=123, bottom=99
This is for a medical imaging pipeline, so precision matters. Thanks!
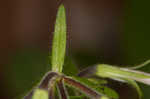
left=57, top=79, right=68, bottom=99
left=128, top=59, right=150, bottom=69
left=49, top=83, right=55, bottom=99
left=63, top=76, right=106, bottom=99
left=39, top=72, right=58, bottom=90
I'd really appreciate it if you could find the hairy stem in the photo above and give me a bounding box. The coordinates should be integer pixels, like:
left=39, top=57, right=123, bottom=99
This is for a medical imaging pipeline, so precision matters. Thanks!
left=63, top=76, right=107, bottom=99
left=57, top=79, right=68, bottom=99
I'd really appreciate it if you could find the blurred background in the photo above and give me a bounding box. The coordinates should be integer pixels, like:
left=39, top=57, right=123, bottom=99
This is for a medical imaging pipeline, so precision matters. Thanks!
left=1, top=0, right=150, bottom=99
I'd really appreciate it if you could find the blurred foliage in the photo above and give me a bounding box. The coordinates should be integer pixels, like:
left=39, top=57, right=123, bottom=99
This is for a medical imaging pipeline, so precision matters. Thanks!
left=7, top=50, right=78, bottom=98
left=123, top=0, right=150, bottom=99
left=8, top=50, right=50, bottom=98
left=4, top=0, right=150, bottom=99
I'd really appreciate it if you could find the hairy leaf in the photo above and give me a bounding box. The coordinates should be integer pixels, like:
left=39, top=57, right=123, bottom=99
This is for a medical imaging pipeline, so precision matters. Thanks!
left=95, top=64, right=150, bottom=85
left=51, top=4, right=66, bottom=73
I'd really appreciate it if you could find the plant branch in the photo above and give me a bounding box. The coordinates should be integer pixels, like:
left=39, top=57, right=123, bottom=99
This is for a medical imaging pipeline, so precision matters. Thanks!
left=63, top=76, right=108, bottom=99
left=57, top=79, right=68, bottom=99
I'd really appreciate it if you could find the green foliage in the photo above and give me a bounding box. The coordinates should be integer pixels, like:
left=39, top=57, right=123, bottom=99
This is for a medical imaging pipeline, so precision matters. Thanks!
left=96, top=64, right=150, bottom=85
left=51, top=4, right=66, bottom=73
left=63, top=56, right=78, bottom=76
left=71, top=76, right=119, bottom=99
left=32, top=89, right=48, bottom=99
left=21, top=3, right=150, bottom=99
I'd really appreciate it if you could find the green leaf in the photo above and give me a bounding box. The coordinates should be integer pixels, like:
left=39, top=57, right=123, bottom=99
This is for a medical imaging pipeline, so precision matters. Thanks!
left=95, top=64, right=150, bottom=85
left=51, top=4, right=66, bottom=73
left=32, top=89, right=48, bottom=99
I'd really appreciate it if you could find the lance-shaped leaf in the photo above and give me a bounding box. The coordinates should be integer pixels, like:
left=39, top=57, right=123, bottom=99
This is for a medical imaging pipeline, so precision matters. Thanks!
left=51, top=4, right=66, bottom=73
left=94, top=64, right=150, bottom=85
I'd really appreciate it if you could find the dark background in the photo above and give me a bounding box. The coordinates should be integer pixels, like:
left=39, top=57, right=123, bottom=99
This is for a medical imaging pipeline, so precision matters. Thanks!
left=1, top=0, right=150, bottom=99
